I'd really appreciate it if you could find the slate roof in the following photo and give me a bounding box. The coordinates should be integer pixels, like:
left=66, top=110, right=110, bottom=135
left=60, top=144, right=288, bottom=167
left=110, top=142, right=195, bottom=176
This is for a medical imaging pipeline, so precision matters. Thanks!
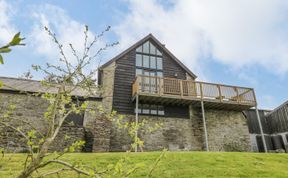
left=0, top=76, right=101, bottom=98
left=100, top=33, right=197, bottom=79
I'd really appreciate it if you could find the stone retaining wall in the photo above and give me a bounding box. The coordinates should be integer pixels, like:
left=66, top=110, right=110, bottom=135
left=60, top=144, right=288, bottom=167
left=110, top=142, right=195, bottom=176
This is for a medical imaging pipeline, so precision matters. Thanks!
left=109, top=108, right=251, bottom=152
left=205, top=110, right=251, bottom=151
left=0, top=92, right=252, bottom=152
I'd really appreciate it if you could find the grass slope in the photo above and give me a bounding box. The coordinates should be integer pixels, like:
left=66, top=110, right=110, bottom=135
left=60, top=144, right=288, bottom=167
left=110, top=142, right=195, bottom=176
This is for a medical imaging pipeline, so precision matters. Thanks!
left=1, top=152, right=288, bottom=177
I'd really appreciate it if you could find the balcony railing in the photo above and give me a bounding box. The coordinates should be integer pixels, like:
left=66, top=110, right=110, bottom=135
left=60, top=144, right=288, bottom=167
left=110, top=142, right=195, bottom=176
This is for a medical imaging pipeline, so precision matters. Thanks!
left=132, top=75, right=256, bottom=106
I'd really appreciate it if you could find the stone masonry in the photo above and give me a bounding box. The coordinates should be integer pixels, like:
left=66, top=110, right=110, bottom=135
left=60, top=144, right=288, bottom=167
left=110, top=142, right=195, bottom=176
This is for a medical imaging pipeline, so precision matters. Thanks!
left=205, top=110, right=251, bottom=151
left=108, top=107, right=251, bottom=152
left=0, top=92, right=88, bottom=152
left=1, top=63, right=252, bottom=153
left=0, top=90, right=252, bottom=152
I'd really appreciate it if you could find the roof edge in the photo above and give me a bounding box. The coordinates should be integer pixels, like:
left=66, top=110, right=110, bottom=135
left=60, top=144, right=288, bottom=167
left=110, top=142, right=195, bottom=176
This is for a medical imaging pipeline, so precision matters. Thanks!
left=99, top=34, right=197, bottom=79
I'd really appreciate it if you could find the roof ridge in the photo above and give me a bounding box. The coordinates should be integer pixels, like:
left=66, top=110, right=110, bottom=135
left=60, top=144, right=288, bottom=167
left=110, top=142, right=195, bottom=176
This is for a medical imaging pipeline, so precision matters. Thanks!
left=0, top=76, right=41, bottom=83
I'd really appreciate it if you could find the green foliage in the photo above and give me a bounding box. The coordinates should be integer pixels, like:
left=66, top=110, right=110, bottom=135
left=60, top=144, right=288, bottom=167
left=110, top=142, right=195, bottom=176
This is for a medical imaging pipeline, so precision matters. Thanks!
left=65, top=140, right=86, bottom=153
left=0, top=32, right=25, bottom=64
left=9, top=32, right=24, bottom=46
left=0, top=55, right=3, bottom=65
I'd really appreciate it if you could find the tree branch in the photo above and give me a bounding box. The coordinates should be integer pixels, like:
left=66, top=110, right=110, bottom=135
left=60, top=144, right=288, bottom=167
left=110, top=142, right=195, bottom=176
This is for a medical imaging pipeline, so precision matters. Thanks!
left=39, top=160, right=90, bottom=176
left=38, top=168, right=70, bottom=178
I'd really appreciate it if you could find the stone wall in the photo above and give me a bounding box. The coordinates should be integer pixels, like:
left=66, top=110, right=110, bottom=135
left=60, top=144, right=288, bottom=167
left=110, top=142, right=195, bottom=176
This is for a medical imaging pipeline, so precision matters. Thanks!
left=49, top=126, right=85, bottom=152
left=205, top=110, right=251, bottom=152
left=83, top=103, right=112, bottom=152
left=0, top=92, right=87, bottom=152
left=109, top=115, right=200, bottom=151
left=109, top=107, right=251, bottom=152
left=1, top=91, right=252, bottom=153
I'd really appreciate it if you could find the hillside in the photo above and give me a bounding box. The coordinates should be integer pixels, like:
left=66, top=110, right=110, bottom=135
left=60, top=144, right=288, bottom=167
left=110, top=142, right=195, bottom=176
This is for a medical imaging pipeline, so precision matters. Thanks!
left=1, top=152, right=288, bottom=177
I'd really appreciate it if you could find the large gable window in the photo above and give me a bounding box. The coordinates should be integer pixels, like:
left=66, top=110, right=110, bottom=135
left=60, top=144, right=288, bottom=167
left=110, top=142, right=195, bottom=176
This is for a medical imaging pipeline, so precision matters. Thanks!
left=135, top=41, right=163, bottom=72
left=135, top=41, right=164, bottom=94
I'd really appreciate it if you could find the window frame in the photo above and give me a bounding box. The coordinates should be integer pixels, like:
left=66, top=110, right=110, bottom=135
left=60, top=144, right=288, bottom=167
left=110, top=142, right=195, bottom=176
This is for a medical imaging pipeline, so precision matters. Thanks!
left=135, top=41, right=163, bottom=75
left=135, top=104, right=165, bottom=116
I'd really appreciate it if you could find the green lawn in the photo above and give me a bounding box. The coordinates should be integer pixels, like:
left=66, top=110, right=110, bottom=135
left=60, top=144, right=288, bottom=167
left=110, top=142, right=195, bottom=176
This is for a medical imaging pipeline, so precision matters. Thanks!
left=1, top=152, right=288, bottom=178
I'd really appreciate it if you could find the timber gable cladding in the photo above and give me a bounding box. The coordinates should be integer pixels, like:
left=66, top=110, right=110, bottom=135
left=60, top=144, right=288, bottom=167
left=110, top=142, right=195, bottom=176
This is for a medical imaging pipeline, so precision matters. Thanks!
left=107, top=36, right=193, bottom=117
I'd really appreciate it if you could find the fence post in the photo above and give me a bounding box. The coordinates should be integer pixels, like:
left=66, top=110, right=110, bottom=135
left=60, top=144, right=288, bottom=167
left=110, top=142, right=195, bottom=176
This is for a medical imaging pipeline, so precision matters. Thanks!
left=159, top=77, right=163, bottom=96
left=217, top=85, right=222, bottom=102
left=200, top=82, right=203, bottom=100
left=235, top=87, right=239, bottom=103
left=180, top=80, right=183, bottom=98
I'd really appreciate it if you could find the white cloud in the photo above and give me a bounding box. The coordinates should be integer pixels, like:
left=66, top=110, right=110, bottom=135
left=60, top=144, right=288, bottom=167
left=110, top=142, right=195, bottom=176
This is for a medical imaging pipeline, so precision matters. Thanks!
left=115, top=0, right=288, bottom=77
left=0, top=0, right=16, bottom=44
left=29, top=4, right=102, bottom=65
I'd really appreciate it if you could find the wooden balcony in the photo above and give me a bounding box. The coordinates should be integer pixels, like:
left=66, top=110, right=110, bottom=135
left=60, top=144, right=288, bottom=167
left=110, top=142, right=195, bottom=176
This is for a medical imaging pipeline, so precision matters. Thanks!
left=132, top=75, right=257, bottom=111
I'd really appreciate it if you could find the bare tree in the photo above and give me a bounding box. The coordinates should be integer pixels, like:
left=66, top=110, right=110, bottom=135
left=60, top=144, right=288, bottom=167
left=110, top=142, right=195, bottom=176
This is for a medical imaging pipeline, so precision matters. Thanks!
left=0, top=26, right=166, bottom=178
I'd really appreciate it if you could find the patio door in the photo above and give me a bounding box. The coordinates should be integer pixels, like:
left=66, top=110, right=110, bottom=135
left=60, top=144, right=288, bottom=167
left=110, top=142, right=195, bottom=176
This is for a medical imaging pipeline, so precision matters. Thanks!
left=143, top=71, right=157, bottom=93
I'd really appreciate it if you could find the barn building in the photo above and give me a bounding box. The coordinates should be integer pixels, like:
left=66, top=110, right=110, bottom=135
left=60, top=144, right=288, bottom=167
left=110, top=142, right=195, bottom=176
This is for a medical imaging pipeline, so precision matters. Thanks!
left=0, top=34, right=265, bottom=152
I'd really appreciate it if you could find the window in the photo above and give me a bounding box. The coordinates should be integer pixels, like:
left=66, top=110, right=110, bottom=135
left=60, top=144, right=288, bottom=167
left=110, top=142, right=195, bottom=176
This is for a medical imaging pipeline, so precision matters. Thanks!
left=150, top=56, right=156, bottom=69
left=157, top=71, right=163, bottom=77
left=150, top=43, right=156, bottom=55
left=142, top=104, right=150, bottom=114
left=135, top=41, right=164, bottom=94
left=158, top=105, right=164, bottom=115
left=136, top=54, right=142, bottom=67
left=143, top=41, right=149, bottom=54
left=136, top=45, right=142, bottom=52
left=156, top=57, right=163, bottom=70
left=156, top=49, right=162, bottom=56
left=150, top=105, right=158, bottom=115
left=135, top=104, right=165, bottom=116
left=136, top=69, right=142, bottom=76
left=143, top=55, right=150, bottom=68
left=135, top=41, right=163, bottom=71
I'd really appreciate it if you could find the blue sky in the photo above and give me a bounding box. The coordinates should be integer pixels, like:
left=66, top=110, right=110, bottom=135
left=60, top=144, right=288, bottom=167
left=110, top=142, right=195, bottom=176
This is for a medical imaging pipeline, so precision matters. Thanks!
left=1, top=0, right=288, bottom=109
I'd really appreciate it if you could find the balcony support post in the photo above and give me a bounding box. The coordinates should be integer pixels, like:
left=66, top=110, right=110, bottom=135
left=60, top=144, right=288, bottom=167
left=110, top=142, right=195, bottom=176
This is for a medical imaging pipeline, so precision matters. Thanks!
left=200, top=83, right=203, bottom=99
left=217, top=85, right=222, bottom=102
left=235, top=87, right=239, bottom=103
left=159, top=77, right=163, bottom=96
left=201, top=101, right=209, bottom=151
left=180, top=80, right=183, bottom=98
left=255, top=106, right=267, bottom=153
left=135, top=94, right=139, bottom=153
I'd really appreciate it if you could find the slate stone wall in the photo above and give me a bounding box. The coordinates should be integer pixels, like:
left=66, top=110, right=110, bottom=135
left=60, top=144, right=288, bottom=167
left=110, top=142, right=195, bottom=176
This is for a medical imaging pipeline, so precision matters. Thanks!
left=109, top=107, right=251, bottom=152
left=205, top=110, right=251, bottom=152
left=83, top=104, right=112, bottom=152
left=0, top=92, right=87, bottom=152
left=0, top=91, right=251, bottom=152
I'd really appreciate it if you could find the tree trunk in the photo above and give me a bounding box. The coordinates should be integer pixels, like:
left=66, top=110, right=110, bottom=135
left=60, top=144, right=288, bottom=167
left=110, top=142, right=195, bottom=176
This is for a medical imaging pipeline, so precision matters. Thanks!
left=17, top=138, right=53, bottom=178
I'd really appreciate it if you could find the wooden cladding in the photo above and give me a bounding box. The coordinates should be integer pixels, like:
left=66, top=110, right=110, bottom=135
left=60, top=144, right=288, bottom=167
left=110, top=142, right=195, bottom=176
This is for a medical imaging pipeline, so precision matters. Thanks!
left=132, top=75, right=256, bottom=106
